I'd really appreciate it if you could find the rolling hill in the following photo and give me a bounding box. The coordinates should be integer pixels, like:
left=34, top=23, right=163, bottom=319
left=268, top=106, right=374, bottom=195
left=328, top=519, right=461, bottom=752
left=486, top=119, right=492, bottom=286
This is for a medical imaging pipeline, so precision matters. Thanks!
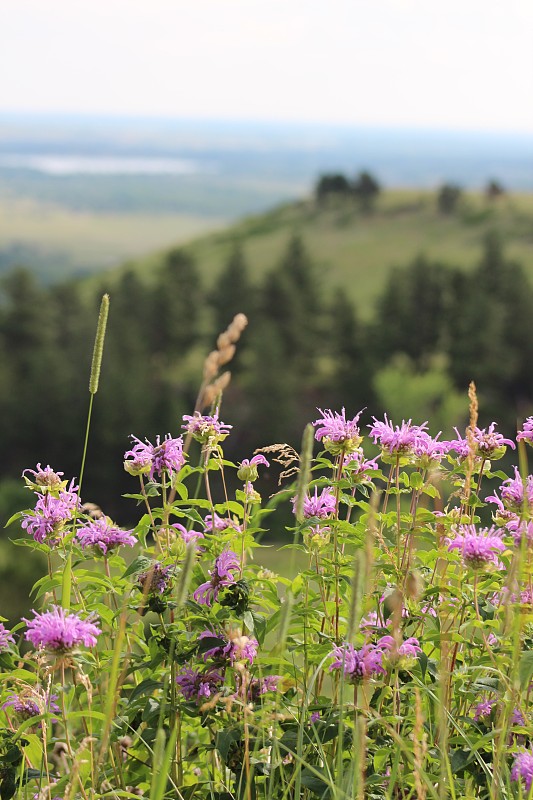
left=97, top=188, right=533, bottom=319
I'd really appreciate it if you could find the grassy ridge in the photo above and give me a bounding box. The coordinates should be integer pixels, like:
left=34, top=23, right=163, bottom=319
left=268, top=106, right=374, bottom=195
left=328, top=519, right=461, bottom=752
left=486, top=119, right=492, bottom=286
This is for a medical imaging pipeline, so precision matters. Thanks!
left=106, top=189, right=533, bottom=317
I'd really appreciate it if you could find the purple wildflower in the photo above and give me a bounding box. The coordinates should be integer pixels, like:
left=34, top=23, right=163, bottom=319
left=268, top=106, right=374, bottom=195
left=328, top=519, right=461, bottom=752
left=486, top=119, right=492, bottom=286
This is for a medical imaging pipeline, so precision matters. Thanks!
left=447, top=524, right=506, bottom=569
left=198, top=629, right=258, bottom=665
left=203, top=512, right=242, bottom=534
left=182, top=411, right=232, bottom=444
left=244, top=674, right=281, bottom=702
left=506, top=519, right=533, bottom=548
left=343, top=450, right=379, bottom=477
left=76, top=519, right=136, bottom=554
left=309, top=711, right=321, bottom=725
left=24, top=606, right=101, bottom=651
left=313, top=407, right=364, bottom=453
left=486, top=468, right=533, bottom=515
left=138, top=562, right=173, bottom=595
left=329, top=643, right=385, bottom=682
left=517, top=417, right=533, bottom=445
left=237, top=454, right=269, bottom=482
left=368, top=415, right=429, bottom=456
left=21, top=485, right=79, bottom=546
left=512, top=708, right=527, bottom=726
left=377, top=635, right=421, bottom=662
left=2, top=691, right=59, bottom=721
left=473, top=423, right=515, bottom=458
left=124, top=434, right=185, bottom=479
left=172, top=522, right=204, bottom=546
left=23, top=463, right=66, bottom=492
left=359, top=610, right=382, bottom=632
left=442, top=427, right=471, bottom=459
left=303, top=524, right=331, bottom=550
left=473, top=698, right=496, bottom=721
left=175, top=666, right=225, bottom=703
left=0, top=622, right=14, bottom=651
left=412, top=432, right=450, bottom=463
left=511, top=750, right=533, bottom=792
left=193, top=550, right=240, bottom=606
left=292, top=487, right=336, bottom=519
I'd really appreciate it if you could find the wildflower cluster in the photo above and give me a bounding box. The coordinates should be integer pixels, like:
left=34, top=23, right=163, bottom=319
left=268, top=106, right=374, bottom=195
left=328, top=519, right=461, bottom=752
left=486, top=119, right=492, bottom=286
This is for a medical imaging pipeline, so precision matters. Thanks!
left=2, top=400, right=533, bottom=800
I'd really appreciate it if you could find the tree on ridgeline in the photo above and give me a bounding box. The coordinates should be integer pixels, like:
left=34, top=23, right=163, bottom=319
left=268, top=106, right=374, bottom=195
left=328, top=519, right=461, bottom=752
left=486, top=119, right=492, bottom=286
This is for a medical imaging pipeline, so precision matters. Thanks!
left=328, top=288, right=374, bottom=413
left=352, top=170, right=381, bottom=211
left=437, top=183, right=462, bottom=214
left=485, top=179, right=505, bottom=201
left=210, top=245, right=256, bottom=344
left=315, top=173, right=351, bottom=203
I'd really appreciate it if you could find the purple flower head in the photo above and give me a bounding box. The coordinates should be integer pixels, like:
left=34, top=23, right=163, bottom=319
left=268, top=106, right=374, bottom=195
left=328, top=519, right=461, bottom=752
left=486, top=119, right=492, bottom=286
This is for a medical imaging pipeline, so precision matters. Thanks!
left=517, top=417, right=533, bottom=445
left=491, top=468, right=533, bottom=513
left=329, top=643, right=385, bottom=682
left=237, top=454, right=269, bottom=482
left=193, top=550, right=240, bottom=606
left=182, top=411, right=232, bottom=444
left=23, top=464, right=66, bottom=493
left=473, top=698, right=496, bottom=721
left=76, top=519, right=136, bottom=555
left=292, top=487, right=336, bottom=519
left=303, top=524, right=331, bottom=551
left=412, top=432, right=450, bottom=464
left=24, top=606, right=101, bottom=652
left=442, top=428, right=471, bottom=459
left=343, top=450, right=379, bottom=478
left=175, top=666, right=225, bottom=703
left=511, top=750, right=533, bottom=792
left=244, top=674, right=281, bottom=702
left=198, top=629, right=258, bottom=665
left=309, top=711, right=321, bottom=725
left=506, top=519, right=533, bottom=548
left=203, top=512, right=242, bottom=534
left=138, top=562, right=173, bottom=595
left=2, top=691, right=60, bottom=722
left=0, top=623, right=14, bottom=651
left=447, top=524, right=506, bottom=569
left=473, top=423, right=515, bottom=458
left=124, top=434, right=185, bottom=479
left=368, top=415, right=429, bottom=457
left=377, top=635, right=421, bottom=663
left=21, top=485, right=79, bottom=546
left=313, top=408, right=364, bottom=454
left=512, top=708, right=527, bottom=727
left=359, top=610, right=382, bottom=632
left=172, top=522, right=204, bottom=546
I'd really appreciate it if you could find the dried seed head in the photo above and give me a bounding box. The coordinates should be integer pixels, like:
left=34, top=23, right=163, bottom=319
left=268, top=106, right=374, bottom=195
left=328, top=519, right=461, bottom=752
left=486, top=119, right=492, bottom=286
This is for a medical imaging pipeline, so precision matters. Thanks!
left=203, top=371, right=232, bottom=407
left=203, top=350, right=220, bottom=380
left=217, top=331, right=232, bottom=350
left=218, top=344, right=236, bottom=366
left=228, top=313, right=248, bottom=340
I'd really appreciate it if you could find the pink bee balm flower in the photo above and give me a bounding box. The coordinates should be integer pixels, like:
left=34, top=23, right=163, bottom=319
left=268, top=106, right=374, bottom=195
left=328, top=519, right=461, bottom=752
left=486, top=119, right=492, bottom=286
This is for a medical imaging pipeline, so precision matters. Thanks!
left=473, top=698, right=496, bottom=721
left=517, top=417, right=533, bottom=445
left=172, top=522, right=204, bottom=545
left=24, top=606, right=101, bottom=651
left=486, top=468, right=533, bottom=514
left=23, top=463, right=66, bottom=492
left=0, top=623, right=14, bottom=651
left=292, top=487, right=336, bottom=519
left=21, top=485, right=79, bottom=546
left=138, top=562, right=173, bottom=595
left=76, top=519, right=136, bottom=554
left=329, top=642, right=385, bottom=682
left=237, top=454, right=269, bottom=482
left=447, top=525, right=505, bottom=569
left=472, top=423, right=515, bottom=458
left=2, top=691, right=60, bottom=721
left=368, top=415, right=429, bottom=456
left=124, top=434, right=185, bottom=479
left=198, top=629, right=258, bottom=665
left=203, top=512, right=242, bottom=534
left=377, top=635, right=422, bottom=661
left=506, top=519, right=533, bottom=548
left=182, top=411, right=232, bottom=444
left=511, top=750, right=533, bottom=792
left=175, top=667, right=225, bottom=703
left=193, top=550, right=240, bottom=606
left=313, top=407, right=364, bottom=453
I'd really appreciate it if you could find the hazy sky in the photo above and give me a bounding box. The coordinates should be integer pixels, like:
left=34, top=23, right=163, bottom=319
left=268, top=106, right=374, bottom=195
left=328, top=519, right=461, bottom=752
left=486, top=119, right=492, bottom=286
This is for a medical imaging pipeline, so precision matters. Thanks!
left=1, top=0, right=532, bottom=132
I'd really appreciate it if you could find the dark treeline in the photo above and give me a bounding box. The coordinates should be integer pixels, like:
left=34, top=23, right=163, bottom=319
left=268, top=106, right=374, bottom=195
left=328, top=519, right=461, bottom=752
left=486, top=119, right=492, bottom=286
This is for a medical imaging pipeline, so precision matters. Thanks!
left=0, top=230, right=531, bottom=524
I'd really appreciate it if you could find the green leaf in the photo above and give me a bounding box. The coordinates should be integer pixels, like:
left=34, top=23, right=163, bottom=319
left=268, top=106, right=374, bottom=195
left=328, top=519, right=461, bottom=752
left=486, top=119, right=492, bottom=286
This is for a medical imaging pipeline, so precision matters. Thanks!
left=519, top=650, right=533, bottom=689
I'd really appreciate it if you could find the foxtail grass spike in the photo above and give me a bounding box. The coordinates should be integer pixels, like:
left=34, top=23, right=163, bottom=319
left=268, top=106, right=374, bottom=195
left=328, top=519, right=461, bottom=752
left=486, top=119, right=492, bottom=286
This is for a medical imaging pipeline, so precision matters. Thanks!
left=89, top=294, right=109, bottom=394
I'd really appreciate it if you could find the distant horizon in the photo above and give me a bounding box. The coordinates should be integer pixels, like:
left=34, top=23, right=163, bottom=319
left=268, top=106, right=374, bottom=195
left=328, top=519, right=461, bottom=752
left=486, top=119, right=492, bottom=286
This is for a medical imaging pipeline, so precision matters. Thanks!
left=1, top=110, right=532, bottom=139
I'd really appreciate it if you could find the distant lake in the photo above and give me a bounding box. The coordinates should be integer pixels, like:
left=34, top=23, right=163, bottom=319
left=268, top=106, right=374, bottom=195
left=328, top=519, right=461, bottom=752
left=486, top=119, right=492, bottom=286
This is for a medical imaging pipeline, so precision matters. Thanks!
left=0, top=154, right=202, bottom=176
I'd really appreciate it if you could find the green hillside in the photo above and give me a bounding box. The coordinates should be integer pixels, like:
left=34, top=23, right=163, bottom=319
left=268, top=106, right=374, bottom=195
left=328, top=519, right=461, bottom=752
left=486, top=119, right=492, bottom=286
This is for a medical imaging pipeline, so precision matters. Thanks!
left=102, top=188, right=533, bottom=318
